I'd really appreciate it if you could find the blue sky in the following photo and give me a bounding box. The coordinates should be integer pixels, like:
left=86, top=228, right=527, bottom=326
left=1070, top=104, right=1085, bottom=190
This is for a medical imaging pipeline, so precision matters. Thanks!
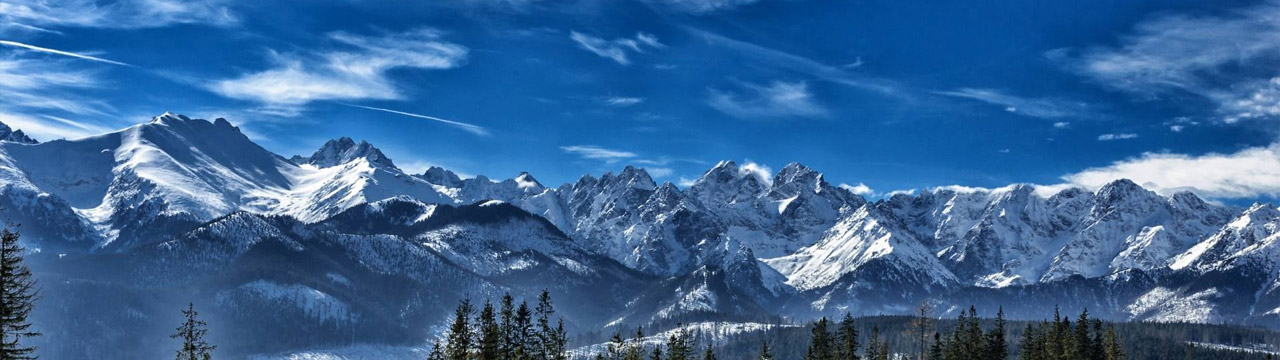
left=3, top=0, right=1280, bottom=201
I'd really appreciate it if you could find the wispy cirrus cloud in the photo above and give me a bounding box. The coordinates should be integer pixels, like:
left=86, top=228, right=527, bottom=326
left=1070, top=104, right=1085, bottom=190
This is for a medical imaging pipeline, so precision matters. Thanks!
left=1097, top=133, right=1138, bottom=141
left=569, top=31, right=664, bottom=65
left=936, top=88, right=1094, bottom=120
left=0, top=0, right=237, bottom=32
left=0, top=54, right=117, bottom=120
left=708, top=81, right=828, bottom=119
left=1054, top=1, right=1280, bottom=123
left=209, top=28, right=468, bottom=114
left=604, top=96, right=645, bottom=107
left=640, top=0, right=761, bottom=13
left=560, top=145, right=638, bottom=162
left=0, top=40, right=132, bottom=66
left=343, top=104, right=489, bottom=136
left=687, top=27, right=901, bottom=96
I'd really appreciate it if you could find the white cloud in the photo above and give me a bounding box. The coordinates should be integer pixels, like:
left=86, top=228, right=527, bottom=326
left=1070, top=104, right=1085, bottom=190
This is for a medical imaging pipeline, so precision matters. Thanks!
left=0, top=110, right=108, bottom=140
left=0, top=0, right=237, bottom=32
left=569, top=31, right=663, bottom=65
left=639, top=0, right=761, bottom=13
left=343, top=104, right=488, bottom=136
left=1058, top=1, right=1280, bottom=123
left=1170, top=125, right=1185, bottom=132
left=1097, top=133, right=1138, bottom=141
left=0, top=56, right=116, bottom=117
left=708, top=81, right=828, bottom=119
left=560, top=145, right=638, bottom=162
left=839, top=182, right=874, bottom=196
left=1060, top=144, right=1280, bottom=199
left=210, top=29, right=467, bottom=110
left=1053, top=122, right=1070, bottom=129
left=739, top=161, right=773, bottom=185
left=0, top=40, right=132, bottom=66
left=647, top=167, right=674, bottom=178
left=686, top=27, right=901, bottom=96
left=936, top=88, right=1093, bottom=119
left=604, top=96, right=645, bottom=107
left=677, top=177, right=698, bottom=187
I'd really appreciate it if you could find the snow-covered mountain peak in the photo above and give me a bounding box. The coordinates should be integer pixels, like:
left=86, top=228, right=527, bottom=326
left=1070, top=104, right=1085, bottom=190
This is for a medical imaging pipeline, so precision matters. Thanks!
left=304, top=137, right=396, bottom=169
left=773, top=162, right=819, bottom=186
left=604, top=166, right=657, bottom=191
left=514, top=171, right=544, bottom=190
left=1094, top=179, right=1158, bottom=205
left=0, top=121, right=37, bottom=144
left=688, top=160, right=768, bottom=207
left=420, top=166, right=463, bottom=187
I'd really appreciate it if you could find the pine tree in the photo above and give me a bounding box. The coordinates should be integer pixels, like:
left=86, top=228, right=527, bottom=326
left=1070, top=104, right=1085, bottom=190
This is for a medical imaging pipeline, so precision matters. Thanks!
left=836, top=313, right=860, bottom=360
left=1071, top=309, right=1092, bottom=360
left=665, top=325, right=695, bottom=360
left=500, top=294, right=517, bottom=358
left=928, top=332, right=943, bottom=360
left=806, top=317, right=835, bottom=360
left=702, top=347, right=716, bottom=360
left=864, top=325, right=881, bottom=360
left=759, top=341, right=774, bottom=360
left=624, top=327, right=646, bottom=360
left=171, top=302, right=216, bottom=360
left=984, top=307, right=1008, bottom=360
left=445, top=298, right=474, bottom=360
left=478, top=300, right=502, bottom=360
left=607, top=331, right=626, bottom=360
left=1, top=229, right=40, bottom=360
left=1102, top=326, right=1124, bottom=360
left=1019, top=324, right=1040, bottom=360
left=515, top=300, right=534, bottom=359
left=428, top=341, right=445, bottom=360
left=650, top=346, right=664, bottom=360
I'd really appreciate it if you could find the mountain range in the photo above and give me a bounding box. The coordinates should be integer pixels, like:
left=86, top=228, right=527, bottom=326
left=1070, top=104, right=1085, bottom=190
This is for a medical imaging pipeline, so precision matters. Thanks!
left=5, top=114, right=1279, bottom=359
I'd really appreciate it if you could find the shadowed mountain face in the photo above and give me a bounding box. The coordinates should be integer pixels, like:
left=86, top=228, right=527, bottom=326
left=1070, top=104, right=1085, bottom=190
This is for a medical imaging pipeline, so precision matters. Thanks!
left=4, top=114, right=1278, bottom=359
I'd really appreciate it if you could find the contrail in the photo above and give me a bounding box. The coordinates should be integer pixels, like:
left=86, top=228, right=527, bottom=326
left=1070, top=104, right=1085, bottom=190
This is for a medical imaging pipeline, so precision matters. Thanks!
left=343, top=104, right=489, bottom=136
left=0, top=40, right=133, bottom=67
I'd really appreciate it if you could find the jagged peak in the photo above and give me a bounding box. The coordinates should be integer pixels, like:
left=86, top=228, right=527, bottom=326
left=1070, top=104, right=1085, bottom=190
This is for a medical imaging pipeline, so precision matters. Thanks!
left=307, top=137, right=396, bottom=169
left=772, top=162, right=820, bottom=186
left=420, top=166, right=463, bottom=187
left=1094, top=178, right=1156, bottom=203
left=0, top=121, right=37, bottom=144
left=1240, top=202, right=1280, bottom=218
left=512, top=171, right=545, bottom=190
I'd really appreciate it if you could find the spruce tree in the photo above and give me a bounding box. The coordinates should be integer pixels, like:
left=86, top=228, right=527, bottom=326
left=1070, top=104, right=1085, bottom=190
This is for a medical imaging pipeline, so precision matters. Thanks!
left=806, top=317, right=834, bottom=360
left=624, top=327, right=646, bottom=360
left=928, top=332, right=943, bottom=360
left=650, top=346, right=664, bottom=360
left=445, top=298, right=474, bottom=360
left=864, top=325, right=881, bottom=360
left=0, top=229, right=40, bottom=360
left=984, top=307, right=1008, bottom=360
left=515, top=300, right=534, bottom=359
left=171, top=302, right=216, bottom=360
left=607, top=331, right=626, bottom=360
left=428, top=341, right=445, bottom=360
left=702, top=347, right=716, bottom=360
left=500, top=294, right=517, bottom=358
left=759, top=341, right=774, bottom=360
left=478, top=300, right=502, bottom=360
left=1102, top=326, right=1124, bottom=360
left=836, top=313, right=860, bottom=360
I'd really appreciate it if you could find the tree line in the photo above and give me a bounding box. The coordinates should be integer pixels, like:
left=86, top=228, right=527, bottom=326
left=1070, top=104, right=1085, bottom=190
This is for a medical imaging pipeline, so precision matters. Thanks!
left=426, top=290, right=570, bottom=360
left=801, top=305, right=1130, bottom=360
